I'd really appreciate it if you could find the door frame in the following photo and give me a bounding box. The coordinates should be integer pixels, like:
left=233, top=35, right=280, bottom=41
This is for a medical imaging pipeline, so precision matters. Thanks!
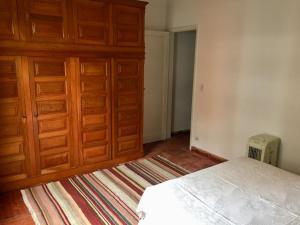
left=166, top=25, right=199, bottom=149
left=144, top=30, right=170, bottom=143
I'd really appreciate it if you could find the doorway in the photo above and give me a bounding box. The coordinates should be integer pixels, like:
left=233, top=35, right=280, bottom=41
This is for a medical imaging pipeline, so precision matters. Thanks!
left=169, top=30, right=196, bottom=141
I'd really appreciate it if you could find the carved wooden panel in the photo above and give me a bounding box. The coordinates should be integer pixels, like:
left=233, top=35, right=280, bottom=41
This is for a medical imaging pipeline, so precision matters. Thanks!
left=37, top=100, right=67, bottom=115
left=0, top=0, right=19, bottom=40
left=36, top=81, right=66, bottom=97
left=0, top=142, right=23, bottom=157
left=40, top=152, right=69, bottom=171
left=73, top=0, right=110, bottom=45
left=23, top=0, right=69, bottom=42
left=28, top=57, right=75, bottom=175
left=113, top=59, right=143, bottom=158
left=113, top=5, right=143, bottom=47
left=0, top=0, right=147, bottom=191
left=38, top=117, right=67, bottom=133
left=39, top=135, right=68, bottom=152
left=0, top=56, right=29, bottom=183
left=78, top=58, right=111, bottom=165
left=0, top=161, right=26, bottom=182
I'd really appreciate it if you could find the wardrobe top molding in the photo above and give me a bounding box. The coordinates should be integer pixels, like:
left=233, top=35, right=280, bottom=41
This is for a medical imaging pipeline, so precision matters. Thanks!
left=0, top=0, right=148, bottom=56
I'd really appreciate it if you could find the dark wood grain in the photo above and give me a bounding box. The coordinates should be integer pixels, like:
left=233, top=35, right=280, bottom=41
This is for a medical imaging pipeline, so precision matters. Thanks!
left=77, top=58, right=112, bottom=165
left=0, top=0, right=148, bottom=192
left=112, top=58, right=144, bottom=158
left=27, top=57, right=76, bottom=175
left=0, top=56, right=29, bottom=184
left=0, top=0, right=20, bottom=40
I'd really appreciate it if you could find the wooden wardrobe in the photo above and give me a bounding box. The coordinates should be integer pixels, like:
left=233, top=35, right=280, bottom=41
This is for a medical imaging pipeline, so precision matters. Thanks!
left=0, top=0, right=147, bottom=192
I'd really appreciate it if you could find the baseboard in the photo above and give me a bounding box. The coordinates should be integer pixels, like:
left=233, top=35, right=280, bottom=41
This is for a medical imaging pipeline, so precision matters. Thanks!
left=191, top=146, right=227, bottom=163
left=171, top=130, right=190, bottom=136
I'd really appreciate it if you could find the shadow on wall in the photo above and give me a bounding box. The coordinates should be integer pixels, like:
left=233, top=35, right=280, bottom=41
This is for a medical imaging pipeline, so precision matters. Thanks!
left=278, top=1, right=300, bottom=173
left=232, top=0, right=300, bottom=173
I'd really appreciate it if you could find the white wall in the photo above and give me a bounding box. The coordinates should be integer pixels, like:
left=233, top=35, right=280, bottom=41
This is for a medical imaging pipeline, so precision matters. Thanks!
left=172, top=31, right=196, bottom=132
left=144, top=0, right=168, bottom=31
left=168, top=0, right=300, bottom=174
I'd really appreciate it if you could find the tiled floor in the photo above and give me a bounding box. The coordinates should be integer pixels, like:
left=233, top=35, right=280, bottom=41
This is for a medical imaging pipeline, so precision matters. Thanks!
left=0, top=191, right=34, bottom=225
left=144, top=133, right=219, bottom=172
left=0, top=134, right=220, bottom=225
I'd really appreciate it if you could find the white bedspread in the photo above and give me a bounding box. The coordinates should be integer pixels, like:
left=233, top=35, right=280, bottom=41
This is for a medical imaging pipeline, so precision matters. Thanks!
left=137, top=157, right=300, bottom=225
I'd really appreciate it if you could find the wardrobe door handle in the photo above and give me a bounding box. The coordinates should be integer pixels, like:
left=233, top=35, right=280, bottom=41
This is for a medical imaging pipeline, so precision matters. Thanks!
left=22, top=116, right=27, bottom=123
left=11, top=23, right=15, bottom=35
left=32, top=23, right=36, bottom=34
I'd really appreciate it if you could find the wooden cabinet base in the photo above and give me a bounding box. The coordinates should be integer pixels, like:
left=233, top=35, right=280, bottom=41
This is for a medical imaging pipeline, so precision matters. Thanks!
left=0, top=151, right=143, bottom=192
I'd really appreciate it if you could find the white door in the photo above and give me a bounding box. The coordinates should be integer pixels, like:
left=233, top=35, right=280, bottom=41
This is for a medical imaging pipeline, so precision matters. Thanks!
left=143, top=31, right=170, bottom=143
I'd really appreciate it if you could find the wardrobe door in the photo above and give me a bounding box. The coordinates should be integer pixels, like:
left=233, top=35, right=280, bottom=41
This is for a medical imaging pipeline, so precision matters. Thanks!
left=0, top=0, right=19, bottom=40
left=73, top=0, right=111, bottom=45
left=0, top=56, right=29, bottom=183
left=77, top=58, right=111, bottom=165
left=28, top=57, right=76, bottom=175
left=112, top=59, right=143, bottom=158
left=113, top=4, right=144, bottom=47
left=22, top=0, right=69, bottom=42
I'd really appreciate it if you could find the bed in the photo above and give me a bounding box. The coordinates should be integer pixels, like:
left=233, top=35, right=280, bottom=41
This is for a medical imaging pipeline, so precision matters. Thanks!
left=137, top=157, right=300, bottom=225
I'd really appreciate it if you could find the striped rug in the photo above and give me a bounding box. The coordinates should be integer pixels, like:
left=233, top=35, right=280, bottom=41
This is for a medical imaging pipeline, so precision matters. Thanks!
left=21, top=155, right=190, bottom=225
